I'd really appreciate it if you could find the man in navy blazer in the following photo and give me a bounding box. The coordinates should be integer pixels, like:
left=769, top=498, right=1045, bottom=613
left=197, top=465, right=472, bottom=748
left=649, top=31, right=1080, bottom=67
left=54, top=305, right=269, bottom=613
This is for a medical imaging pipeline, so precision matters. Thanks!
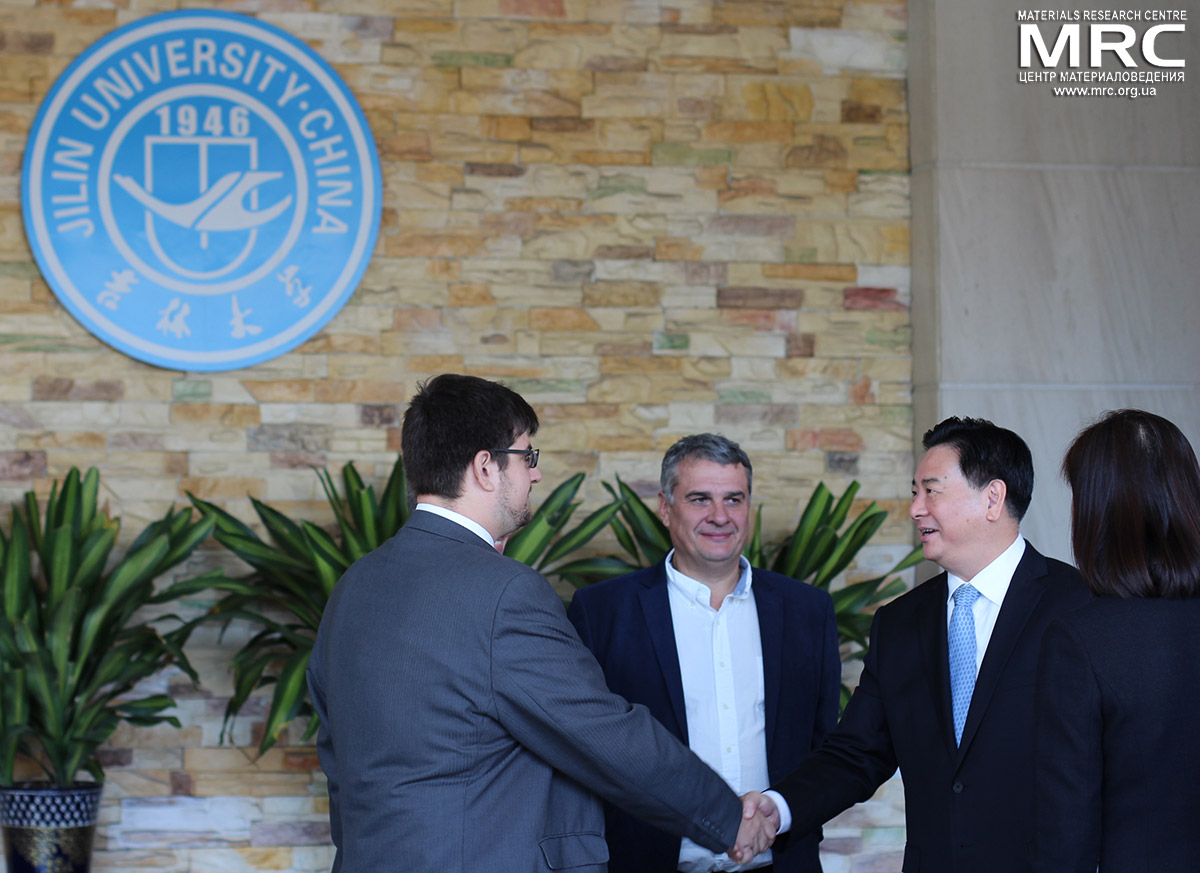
left=569, top=434, right=841, bottom=873
left=752, top=417, right=1091, bottom=873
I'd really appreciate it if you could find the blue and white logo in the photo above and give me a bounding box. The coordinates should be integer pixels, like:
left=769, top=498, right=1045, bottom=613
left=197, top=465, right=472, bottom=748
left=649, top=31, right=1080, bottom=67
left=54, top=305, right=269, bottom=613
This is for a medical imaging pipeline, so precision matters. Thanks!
left=22, top=11, right=381, bottom=371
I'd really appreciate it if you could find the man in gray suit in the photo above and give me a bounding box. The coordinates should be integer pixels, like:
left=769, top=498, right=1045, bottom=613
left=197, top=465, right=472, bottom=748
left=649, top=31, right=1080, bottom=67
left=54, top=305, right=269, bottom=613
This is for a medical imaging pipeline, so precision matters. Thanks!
left=308, top=373, right=776, bottom=872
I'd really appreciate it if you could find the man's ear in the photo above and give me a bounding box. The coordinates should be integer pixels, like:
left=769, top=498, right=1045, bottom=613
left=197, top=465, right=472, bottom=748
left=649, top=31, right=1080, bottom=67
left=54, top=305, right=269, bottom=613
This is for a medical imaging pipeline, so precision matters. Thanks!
left=984, top=479, right=1009, bottom=522
left=469, top=449, right=500, bottom=494
left=658, top=492, right=671, bottom=526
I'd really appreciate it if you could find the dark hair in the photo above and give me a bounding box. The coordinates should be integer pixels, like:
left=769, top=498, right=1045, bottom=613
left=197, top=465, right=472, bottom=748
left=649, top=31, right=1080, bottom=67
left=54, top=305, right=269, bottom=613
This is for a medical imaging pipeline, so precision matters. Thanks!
left=922, top=416, right=1034, bottom=520
left=660, top=433, right=752, bottom=504
left=1062, top=409, right=1200, bottom=598
left=401, top=374, right=539, bottom=500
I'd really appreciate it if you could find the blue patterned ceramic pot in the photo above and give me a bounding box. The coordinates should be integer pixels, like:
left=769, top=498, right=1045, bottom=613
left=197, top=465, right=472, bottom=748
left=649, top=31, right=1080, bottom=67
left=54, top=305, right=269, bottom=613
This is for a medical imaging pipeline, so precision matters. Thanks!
left=0, top=782, right=103, bottom=873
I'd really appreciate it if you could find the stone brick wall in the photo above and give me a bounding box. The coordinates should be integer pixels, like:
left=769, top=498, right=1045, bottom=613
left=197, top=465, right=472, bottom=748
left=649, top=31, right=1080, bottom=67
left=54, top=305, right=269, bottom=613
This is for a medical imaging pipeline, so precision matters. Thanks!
left=0, top=0, right=911, bottom=870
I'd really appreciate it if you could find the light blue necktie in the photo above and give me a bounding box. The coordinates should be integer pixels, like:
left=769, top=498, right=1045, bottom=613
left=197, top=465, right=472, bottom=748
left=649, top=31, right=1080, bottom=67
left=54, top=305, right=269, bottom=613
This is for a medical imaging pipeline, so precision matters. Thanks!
left=949, top=583, right=981, bottom=746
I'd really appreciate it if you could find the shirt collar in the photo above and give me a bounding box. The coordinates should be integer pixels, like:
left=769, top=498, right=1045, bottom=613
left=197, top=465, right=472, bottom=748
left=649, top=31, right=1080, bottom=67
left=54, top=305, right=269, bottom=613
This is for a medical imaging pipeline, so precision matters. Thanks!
left=663, top=549, right=753, bottom=607
left=415, top=503, right=497, bottom=548
left=947, top=535, right=1026, bottom=607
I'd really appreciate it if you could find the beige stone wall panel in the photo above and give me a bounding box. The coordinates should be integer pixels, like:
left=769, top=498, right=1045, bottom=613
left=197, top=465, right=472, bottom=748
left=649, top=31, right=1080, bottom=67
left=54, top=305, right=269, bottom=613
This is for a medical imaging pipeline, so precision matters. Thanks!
left=785, top=122, right=909, bottom=171
left=789, top=218, right=910, bottom=264
left=463, top=66, right=592, bottom=99
left=381, top=174, right=454, bottom=211
left=841, top=2, right=907, bottom=31
left=532, top=25, right=660, bottom=70
left=721, top=77, right=817, bottom=121
left=721, top=188, right=848, bottom=217
left=342, top=65, right=458, bottom=108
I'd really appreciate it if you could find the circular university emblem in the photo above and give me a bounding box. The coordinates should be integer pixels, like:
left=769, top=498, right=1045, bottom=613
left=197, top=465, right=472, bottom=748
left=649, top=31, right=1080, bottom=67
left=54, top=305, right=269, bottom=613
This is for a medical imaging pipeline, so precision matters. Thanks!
left=23, top=11, right=381, bottom=371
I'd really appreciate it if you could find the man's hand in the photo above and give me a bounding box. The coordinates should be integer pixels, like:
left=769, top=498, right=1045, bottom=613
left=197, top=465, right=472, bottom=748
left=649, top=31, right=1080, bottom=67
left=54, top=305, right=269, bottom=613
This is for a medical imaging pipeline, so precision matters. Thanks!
left=727, top=791, right=780, bottom=863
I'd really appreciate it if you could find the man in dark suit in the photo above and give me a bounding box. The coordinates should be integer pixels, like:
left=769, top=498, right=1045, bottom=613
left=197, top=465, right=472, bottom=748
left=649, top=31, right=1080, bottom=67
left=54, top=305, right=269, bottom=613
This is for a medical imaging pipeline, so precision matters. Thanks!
left=307, top=375, right=776, bottom=873
left=752, top=417, right=1091, bottom=873
left=569, top=434, right=840, bottom=873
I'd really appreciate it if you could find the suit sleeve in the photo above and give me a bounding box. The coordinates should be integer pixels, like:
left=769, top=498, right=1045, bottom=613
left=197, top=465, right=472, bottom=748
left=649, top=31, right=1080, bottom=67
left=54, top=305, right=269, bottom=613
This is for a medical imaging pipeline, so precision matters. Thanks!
left=492, top=566, right=741, bottom=853
left=1032, top=618, right=1102, bottom=873
left=306, top=654, right=343, bottom=857
left=565, top=588, right=596, bottom=654
left=814, top=594, right=841, bottom=746
left=773, top=609, right=899, bottom=835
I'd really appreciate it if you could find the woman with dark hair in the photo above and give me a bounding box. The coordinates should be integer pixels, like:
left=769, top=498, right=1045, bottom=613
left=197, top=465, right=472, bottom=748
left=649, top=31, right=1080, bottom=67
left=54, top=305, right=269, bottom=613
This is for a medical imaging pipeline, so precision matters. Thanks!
left=1033, top=409, right=1200, bottom=872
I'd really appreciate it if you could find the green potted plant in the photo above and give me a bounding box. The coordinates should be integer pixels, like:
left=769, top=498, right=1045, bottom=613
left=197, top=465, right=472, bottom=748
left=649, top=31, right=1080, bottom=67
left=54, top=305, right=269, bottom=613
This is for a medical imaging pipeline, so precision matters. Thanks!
left=0, top=467, right=219, bottom=873
left=191, top=460, right=628, bottom=756
left=188, top=457, right=411, bottom=757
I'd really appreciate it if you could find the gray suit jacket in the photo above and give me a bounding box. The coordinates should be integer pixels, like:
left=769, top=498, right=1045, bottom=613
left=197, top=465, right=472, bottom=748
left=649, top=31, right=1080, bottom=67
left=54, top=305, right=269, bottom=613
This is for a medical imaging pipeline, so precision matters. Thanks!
left=308, top=511, right=742, bottom=872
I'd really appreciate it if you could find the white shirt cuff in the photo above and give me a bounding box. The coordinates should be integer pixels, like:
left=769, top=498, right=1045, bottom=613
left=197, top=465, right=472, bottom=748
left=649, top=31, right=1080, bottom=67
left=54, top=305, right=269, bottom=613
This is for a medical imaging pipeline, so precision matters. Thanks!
left=763, top=789, right=791, bottom=834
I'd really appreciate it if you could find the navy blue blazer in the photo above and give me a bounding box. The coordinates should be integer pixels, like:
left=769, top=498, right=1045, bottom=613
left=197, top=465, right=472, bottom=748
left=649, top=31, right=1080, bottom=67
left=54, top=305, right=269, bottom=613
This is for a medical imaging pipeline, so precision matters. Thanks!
left=772, top=543, right=1090, bottom=873
left=1033, top=596, right=1200, bottom=873
left=568, top=562, right=840, bottom=873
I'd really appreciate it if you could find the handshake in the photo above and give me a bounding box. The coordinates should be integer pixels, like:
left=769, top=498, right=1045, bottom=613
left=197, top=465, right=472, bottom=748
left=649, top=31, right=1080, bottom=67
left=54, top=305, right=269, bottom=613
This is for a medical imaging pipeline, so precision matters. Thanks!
left=727, top=791, right=781, bottom=864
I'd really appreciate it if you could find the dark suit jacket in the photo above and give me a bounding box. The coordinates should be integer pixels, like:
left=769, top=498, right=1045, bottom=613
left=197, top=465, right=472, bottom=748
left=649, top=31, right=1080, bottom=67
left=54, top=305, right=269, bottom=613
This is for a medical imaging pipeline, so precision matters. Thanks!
left=568, top=563, right=840, bottom=873
left=1033, top=596, right=1200, bottom=873
left=772, top=542, right=1090, bottom=873
left=307, top=511, right=743, bottom=873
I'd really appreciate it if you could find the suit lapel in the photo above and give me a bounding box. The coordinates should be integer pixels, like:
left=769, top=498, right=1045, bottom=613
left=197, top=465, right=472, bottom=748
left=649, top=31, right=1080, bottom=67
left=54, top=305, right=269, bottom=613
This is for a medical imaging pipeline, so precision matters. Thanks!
left=917, top=573, right=957, bottom=760
left=753, top=575, right=783, bottom=757
left=637, top=568, right=688, bottom=741
left=955, top=546, right=1047, bottom=764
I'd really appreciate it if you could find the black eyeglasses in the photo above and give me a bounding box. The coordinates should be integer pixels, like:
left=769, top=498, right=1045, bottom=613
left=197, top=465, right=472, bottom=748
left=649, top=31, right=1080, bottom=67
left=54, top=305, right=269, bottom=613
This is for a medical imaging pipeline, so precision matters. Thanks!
left=491, top=447, right=539, bottom=469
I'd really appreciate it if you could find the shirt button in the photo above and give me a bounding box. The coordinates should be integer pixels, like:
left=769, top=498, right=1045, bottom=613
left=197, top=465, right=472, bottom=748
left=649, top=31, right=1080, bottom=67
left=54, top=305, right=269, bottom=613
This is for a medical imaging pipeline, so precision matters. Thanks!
left=952, top=781, right=964, bottom=794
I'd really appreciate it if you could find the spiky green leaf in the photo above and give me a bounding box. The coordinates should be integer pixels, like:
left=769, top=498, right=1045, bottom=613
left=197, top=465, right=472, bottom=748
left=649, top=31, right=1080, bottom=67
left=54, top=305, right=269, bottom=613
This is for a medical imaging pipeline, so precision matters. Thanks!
left=378, top=456, right=408, bottom=537
left=2, top=513, right=31, bottom=623
left=22, top=490, right=43, bottom=560
left=773, top=483, right=832, bottom=578
left=251, top=498, right=307, bottom=556
left=812, top=507, right=887, bottom=588
left=212, top=530, right=313, bottom=578
left=793, top=525, right=838, bottom=585
left=15, top=623, right=65, bottom=741
left=612, top=477, right=671, bottom=562
left=71, top=524, right=118, bottom=594
left=43, top=524, right=76, bottom=612
left=743, top=506, right=765, bottom=567
left=47, top=587, right=83, bottom=698
left=554, top=556, right=640, bottom=588
left=148, top=569, right=242, bottom=603
left=540, top=497, right=627, bottom=569
left=76, top=534, right=169, bottom=660
left=300, top=522, right=350, bottom=597
left=158, top=512, right=215, bottom=573
left=188, top=493, right=258, bottom=539
left=504, top=474, right=584, bottom=563
left=257, top=648, right=312, bottom=756
left=605, top=500, right=641, bottom=563
left=826, top=480, right=861, bottom=532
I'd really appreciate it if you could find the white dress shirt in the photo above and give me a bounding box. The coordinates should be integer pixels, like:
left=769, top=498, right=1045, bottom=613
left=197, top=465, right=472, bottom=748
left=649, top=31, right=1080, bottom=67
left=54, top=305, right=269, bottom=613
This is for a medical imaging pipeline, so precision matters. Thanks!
left=946, top=535, right=1025, bottom=674
left=413, top=503, right=496, bottom=547
left=767, top=534, right=1028, bottom=835
left=665, top=550, right=772, bottom=872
